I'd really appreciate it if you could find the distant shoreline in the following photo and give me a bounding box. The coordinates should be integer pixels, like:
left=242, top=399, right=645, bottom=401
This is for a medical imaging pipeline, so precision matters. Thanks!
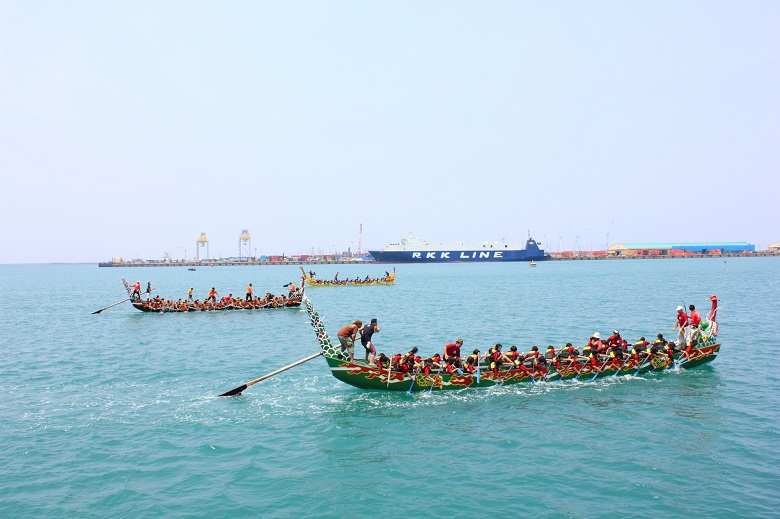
left=1, top=252, right=775, bottom=267
left=96, top=251, right=776, bottom=267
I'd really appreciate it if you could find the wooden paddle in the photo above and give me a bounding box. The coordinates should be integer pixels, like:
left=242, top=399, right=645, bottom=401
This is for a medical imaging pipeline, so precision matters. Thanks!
left=610, top=356, right=632, bottom=377
left=634, top=355, right=653, bottom=376
left=545, top=358, right=568, bottom=381
left=406, top=372, right=416, bottom=393
left=590, top=359, right=611, bottom=381
left=219, top=352, right=323, bottom=397
left=574, top=358, right=592, bottom=380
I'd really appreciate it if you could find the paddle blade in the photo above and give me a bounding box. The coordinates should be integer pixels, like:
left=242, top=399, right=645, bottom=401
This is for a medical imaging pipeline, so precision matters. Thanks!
left=219, top=384, right=247, bottom=397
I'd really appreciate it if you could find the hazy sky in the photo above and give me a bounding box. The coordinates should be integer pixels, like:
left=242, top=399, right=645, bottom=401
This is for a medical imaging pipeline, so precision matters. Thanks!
left=1, top=1, right=778, bottom=263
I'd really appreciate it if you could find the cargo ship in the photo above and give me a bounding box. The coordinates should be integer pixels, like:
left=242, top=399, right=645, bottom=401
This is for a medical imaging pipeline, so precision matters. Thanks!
left=368, top=235, right=547, bottom=263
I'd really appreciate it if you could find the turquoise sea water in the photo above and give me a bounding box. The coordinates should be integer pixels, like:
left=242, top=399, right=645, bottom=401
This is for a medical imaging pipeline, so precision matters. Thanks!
left=1, top=258, right=779, bottom=518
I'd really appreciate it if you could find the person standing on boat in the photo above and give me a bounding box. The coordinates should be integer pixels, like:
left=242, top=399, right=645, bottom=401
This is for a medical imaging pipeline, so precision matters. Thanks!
left=131, top=281, right=141, bottom=300
left=673, top=306, right=689, bottom=349
left=688, top=305, right=701, bottom=328
left=337, top=320, right=362, bottom=363
left=334, top=272, right=339, bottom=282
left=444, top=339, right=463, bottom=366
left=359, top=318, right=380, bottom=365
left=188, top=287, right=193, bottom=302
left=145, top=282, right=152, bottom=301
left=246, top=283, right=253, bottom=301
left=207, top=287, right=218, bottom=302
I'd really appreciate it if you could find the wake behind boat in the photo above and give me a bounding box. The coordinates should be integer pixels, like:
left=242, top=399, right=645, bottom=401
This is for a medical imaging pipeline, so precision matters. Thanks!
left=302, top=296, right=721, bottom=391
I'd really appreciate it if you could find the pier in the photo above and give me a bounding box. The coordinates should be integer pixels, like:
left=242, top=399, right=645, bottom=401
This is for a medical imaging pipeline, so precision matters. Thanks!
left=98, top=251, right=772, bottom=267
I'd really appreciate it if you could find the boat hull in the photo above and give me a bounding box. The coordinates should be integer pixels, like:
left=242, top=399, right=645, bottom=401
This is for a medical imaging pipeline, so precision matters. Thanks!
left=368, top=249, right=546, bottom=263
left=323, top=344, right=720, bottom=391
left=368, top=236, right=546, bottom=263
left=131, top=298, right=302, bottom=312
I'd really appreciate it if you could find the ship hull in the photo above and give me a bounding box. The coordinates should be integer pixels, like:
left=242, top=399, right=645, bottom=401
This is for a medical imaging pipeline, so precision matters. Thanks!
left=368, top=249, right=546, bottom=263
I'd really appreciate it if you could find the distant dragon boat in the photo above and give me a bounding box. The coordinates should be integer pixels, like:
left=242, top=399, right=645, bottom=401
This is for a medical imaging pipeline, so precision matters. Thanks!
left=302, top=296, right=721, bottom=391
left=120, top=277, right=303, bottom=312
left=299, top=266, right=395, bottom=287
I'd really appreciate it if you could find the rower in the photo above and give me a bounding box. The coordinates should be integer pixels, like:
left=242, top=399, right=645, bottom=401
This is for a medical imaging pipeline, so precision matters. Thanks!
left=376, top=353, right=390, bottom=370
left=507, top=346, right=522, bottom=368
left=606, top=330, right=622, bottom=348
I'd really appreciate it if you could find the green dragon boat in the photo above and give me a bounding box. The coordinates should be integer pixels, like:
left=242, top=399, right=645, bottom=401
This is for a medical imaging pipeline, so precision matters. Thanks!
left=303, top=296, right=721, bottom=392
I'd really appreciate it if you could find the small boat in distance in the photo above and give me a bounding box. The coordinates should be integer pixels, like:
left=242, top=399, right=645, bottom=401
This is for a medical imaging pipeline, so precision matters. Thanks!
left=530, top=261, right=537, bottom=267
left=188, top=267, right=196, bottom=271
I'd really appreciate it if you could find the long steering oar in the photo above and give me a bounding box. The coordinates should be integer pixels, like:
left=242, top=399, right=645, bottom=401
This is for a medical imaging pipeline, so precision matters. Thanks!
left=219, top=352, right=323, bottom=397
left=93, top=287, right=155, bottom=314
left=92, top=297, right=130, bottom=314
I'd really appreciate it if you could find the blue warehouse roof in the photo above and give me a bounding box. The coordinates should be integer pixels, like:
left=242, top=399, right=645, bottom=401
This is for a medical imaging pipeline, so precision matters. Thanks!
left=612, top=242, right=755, bottom=251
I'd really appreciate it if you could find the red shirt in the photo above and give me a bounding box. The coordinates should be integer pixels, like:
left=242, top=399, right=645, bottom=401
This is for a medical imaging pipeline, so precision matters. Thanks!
left=338, top=324, right=358, bottom=338
left=690, top=310, right=701, bottom=327
left=677, top=311, right=689, bottom=328
left=606, top=334, right=621, bottom=347
left=444, top=343, right=461, bottom=359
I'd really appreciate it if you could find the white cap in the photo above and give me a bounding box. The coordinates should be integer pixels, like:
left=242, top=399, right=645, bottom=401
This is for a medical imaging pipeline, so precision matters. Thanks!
left=677, top=306, right=683, bottom=311
left=593, top=332, right=601, bottom=339
left=613, top=330, right=619, bottom=335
